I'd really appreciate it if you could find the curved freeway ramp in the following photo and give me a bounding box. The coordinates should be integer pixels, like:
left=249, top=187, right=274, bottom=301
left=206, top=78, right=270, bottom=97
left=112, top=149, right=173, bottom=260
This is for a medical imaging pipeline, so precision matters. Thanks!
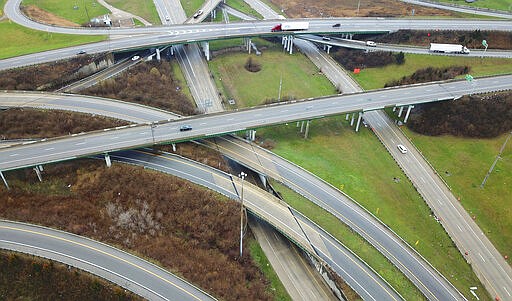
left=0, top=220, right=215, bottom=301
left=109, top=149, right=403, bottom=301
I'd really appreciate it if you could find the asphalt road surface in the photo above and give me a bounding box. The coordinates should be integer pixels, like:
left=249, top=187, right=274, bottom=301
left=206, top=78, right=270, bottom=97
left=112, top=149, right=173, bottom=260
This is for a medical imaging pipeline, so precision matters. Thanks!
left=0, top=220, right=215, bottom=301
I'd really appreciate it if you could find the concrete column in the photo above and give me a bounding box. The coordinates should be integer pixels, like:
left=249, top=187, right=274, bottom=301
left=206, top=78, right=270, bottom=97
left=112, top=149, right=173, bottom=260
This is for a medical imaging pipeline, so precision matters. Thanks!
left=33, top=167, right=42, bottom=182
left=349, top=34, right=353, bottom=39
left=202, top=42, right=210, bottom=61
left=300, top=121, right=305, bottom=133
left=288, top=36, right=294, bottom=54
left=345, top=113, right=350, bottom=120
left=258, top=173, right=267, bottom=188
left=170, top=46, right=174, bottom=56
left=282, top=36, right=287, bottom=46
left=172, top=143, right=176, bottom=152
left=350, top=113, right=355, bottom=126
left=296, top=121, right=300, bottom=127
left=156, top=48, right=161, bottom=61
left=248, top=39, right=252, bottom=54
left=304, top=120, right=311, bottom=139
left=0, top=171, right=9, bottom=190
left=355, top=112, right=363, bottom=132
left=392, top=106, right=396, bottom=112
left=404, top=105, right=414, bottom=123
left=398, top=106, right=404, bottom=117
left=105, top=153, right=112, bottom=168
left=252, top=130, right=256, bottom=141
left=38, top=165, right=43, bottom=172
left=326, top=45, right=332, bottom=54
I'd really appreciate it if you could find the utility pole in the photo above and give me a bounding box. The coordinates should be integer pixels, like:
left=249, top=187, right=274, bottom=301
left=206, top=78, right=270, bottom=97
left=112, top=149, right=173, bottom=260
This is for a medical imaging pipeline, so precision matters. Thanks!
left=239, top=172, right=246, bottom=258
left=277, top=73, right=283, bottom=102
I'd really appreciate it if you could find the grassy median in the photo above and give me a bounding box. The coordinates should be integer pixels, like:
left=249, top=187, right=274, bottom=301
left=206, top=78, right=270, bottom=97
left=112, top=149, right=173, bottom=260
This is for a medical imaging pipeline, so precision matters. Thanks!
left=22, top=0, right=109, bottom=24
left=105, top=0, right=160, bottom=24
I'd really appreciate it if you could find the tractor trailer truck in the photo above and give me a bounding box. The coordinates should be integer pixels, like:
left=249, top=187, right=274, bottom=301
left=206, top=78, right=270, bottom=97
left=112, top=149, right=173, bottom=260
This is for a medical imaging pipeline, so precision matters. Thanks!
left=429, top=43, right=470, bottom=54
left=271, top=22, right=309, bottom=32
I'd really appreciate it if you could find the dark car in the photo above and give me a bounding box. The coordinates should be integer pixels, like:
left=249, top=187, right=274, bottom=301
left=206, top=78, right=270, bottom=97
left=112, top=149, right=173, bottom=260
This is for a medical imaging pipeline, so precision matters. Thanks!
left=179, top=125, right=193, bottom=132
left=332, top=23, right=341, bottom=28
left=77, top=50, right=87, bottom=55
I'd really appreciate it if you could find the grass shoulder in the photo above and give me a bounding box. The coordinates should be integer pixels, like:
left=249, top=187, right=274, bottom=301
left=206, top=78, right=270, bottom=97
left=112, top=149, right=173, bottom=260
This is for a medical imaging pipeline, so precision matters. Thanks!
left=433, top=0, right=512, bottom=12
left=0, top=20, right=105, bottom=60
left=180, top=0, right=204, bottom=18
left=257, top=117, right=492, bottom=301
left=401, top=127, right=512, bottom=265
left=225, top=0, right=264, bottom=19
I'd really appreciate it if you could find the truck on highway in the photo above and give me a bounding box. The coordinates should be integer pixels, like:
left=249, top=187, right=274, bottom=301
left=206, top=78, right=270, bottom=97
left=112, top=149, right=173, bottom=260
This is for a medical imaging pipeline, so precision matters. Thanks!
left=429, top=43, right=470, bottom=54
left=271, top=22, right=309, bottom=32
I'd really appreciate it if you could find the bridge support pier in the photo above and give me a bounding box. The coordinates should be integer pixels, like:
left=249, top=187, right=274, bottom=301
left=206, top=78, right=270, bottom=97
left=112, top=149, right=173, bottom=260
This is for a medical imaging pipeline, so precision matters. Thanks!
left=345, top=113, right=350, bottom=120
left=323, top=44, right=332, bottom=54
left=350, top=113, right=355, bottom=126
left=33, top=166, right=43, bottom=182
left=105, top=153, right=112, bottom=168
left=403, top=105, right=414, bottom=123
left=392, top=107, right=396, bottom=112
left=170, top=46, right=174, bottom=56
left=211, top=8, right=216, bottom=19
left=258, top=173, right=267, bottom=188
left=202, top=42, right=210, bottom=61
left=355, top=112, right=363, bottom=132
left=244, top=38, right=252, bottom=54
left=0, top=171, right=9, bottom=190
left=304, top=120, right=311, bottom=139
left=286, top=35, right=294, bottom=54
left=246, top=130, right=256, bottom=141
left=156, top=48, right=161, bottom=61
left=172, top=143, right=176, bottom=152
left=398, top=106, right=404, bottom=117
left=300, top=121, right=305, bottom=133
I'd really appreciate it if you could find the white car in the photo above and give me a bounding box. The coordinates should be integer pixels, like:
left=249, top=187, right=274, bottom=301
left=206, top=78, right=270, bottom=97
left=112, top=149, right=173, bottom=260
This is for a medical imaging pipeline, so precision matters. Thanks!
left=366, top=41, right=377, bottom=47
left=165, top=16, right=170, bottom=21
left=397, top=144, right=408, bottom=154
left=131, top=55, right=140, bottom=61
left=193, top=10, right=203, bottom=18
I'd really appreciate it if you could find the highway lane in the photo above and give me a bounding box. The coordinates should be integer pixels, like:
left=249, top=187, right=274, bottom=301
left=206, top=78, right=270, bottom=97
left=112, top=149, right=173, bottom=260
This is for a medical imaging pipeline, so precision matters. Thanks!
left=0, top=220, right=216, bottom=301
left=301, top=35, right=512, bottom=58
left=0, top=91, right=178, bottom=123
left=201, top=136, right=465, bottom=301
left=365, top=110, right=512, bottom=301
left=399, top=0, right=512, bottom=19
left=1, top=74, right=511, bottom=171
left=109, top=149, right=403, bottom=301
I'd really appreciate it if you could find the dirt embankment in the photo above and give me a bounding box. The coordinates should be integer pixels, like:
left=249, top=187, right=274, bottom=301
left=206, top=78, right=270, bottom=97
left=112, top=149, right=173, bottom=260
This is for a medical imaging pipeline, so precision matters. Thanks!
left=269, top=0, right=455, bottom=18
left=21, top=5, right=79, bottom=27
left=0, top=161, right=273, bottom=301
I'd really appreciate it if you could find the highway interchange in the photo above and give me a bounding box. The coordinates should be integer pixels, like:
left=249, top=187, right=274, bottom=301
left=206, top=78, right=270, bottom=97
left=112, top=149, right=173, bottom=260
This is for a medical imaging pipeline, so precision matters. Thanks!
left=1, top=0, right=512, bottom=300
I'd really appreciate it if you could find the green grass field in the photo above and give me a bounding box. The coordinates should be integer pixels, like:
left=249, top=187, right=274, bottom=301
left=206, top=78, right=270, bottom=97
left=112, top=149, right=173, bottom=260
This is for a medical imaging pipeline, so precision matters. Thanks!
left=248, top=239, right=292, bottom=301
left=271, top=180, right=424, bottom=300
left=0, top=20, right=106, bottom=59
left=0, top=0, right=5, bottom=16
left=434, top=0, right=512, bottom=12
left=22, top=0, right=109, bottom=24
left=402, top=128, right=512, bottom=264
left=208, top=48, right=337, bottom=108
left=105, top=0, right=161, bottom=25
left=256, top=117, right=491, bottom=301
left=353, top=53, right=512, bottom=90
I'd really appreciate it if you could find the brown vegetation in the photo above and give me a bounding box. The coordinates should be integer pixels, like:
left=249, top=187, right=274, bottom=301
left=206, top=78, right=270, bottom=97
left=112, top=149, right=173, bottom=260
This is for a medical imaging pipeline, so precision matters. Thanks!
left=0, top=250, right=141, bottom=300
left=83, top=61, right=197, bottom=115
left=244, top=57, right=262, bottom=72
left=154, top=142, right=231, bottom=173
left=0, top=161, right=272, bottom=301
left=373, top=30, right=512, bottom=50
left=269, top=0, right=455, bottom=18
left=385, top=65, right=469, bottom=87
left=332, top=48, right=404, bottom=70
left=407, top=92, right=512, bottom=138
left=21, top=5, right=79, bottom=27
left=0, top=56, right=104, bottom=91
left=0, top=108, right=128, bottom=139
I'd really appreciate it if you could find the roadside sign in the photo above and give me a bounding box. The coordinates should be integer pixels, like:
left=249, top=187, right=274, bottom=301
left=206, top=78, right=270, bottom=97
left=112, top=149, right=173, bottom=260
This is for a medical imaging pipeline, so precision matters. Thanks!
left=465, top=74, right=474, bottom=82
left=482, top=40, right=488, bottom=48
